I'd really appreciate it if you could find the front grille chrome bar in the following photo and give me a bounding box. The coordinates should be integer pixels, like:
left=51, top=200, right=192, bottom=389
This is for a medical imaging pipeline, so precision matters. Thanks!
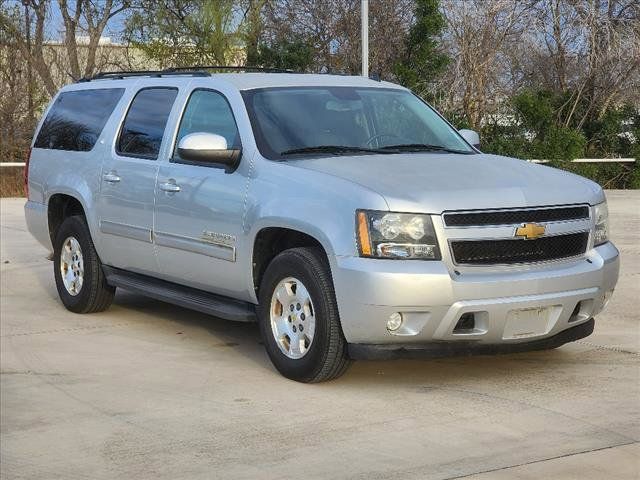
left=443, top=205, right=590, bottom=227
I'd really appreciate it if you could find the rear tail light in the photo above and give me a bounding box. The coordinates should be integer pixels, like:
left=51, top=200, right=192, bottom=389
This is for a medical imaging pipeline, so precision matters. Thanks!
left=24, top=147, right=31, bottom=197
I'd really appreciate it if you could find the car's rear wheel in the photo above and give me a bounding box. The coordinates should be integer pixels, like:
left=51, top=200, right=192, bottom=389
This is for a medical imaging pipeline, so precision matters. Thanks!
left=258, top=247, right=351, bottom=382
left=53, top=216, right=115, bottom=313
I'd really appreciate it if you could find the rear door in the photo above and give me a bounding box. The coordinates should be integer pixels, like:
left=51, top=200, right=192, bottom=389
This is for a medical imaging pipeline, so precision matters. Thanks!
left=153, top=87, right=248, bottom=297
left=98, top=86, right=178, bottom=275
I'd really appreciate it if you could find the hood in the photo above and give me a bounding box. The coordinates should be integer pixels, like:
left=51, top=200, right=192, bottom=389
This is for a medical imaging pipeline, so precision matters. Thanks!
left=288, top=153, right=604, bottom=213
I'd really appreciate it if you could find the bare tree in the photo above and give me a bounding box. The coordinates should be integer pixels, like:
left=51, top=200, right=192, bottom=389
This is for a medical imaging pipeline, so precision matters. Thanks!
left=0, top=2, right=44, bottom=161
left=261, top=0, right=412, bottom=76
left=1, top=0, right=132, bottom=97
left=573, top=0, right=640, bottom=124
left=527, top=0, right=580, bottom=91
left=1, top=1, right=55, bottom=96
left=521, top=0, right=640, bottom=127
left=438, top=0, right=535, bottom=128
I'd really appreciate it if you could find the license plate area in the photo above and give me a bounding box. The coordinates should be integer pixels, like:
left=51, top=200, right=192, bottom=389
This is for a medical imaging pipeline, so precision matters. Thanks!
left=503, top=306, right=559, bottom=340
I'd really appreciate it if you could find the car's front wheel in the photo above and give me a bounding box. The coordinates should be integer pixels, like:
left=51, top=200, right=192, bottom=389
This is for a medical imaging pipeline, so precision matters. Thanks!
left=257, top=247, right=351, bottom=382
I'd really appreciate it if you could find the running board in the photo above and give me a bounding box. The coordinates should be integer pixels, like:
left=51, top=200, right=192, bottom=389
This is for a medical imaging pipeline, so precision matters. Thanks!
left=103, top=266, right=256, bottom=322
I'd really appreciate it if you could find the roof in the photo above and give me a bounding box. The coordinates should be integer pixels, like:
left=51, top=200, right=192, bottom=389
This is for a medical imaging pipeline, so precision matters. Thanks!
left=210, top=73, right=401, bottom=90
left=70, top=72, right=403, bottom=92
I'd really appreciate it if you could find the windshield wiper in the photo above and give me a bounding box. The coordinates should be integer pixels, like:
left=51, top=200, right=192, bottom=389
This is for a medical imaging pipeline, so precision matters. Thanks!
left=379, top=143, right=472, bottom=154
left=280, top=145, right=388, bottom=156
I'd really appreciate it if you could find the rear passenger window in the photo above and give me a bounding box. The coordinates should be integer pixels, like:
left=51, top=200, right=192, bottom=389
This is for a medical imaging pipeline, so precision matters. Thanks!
left=34, top=88, right=124, bottom=151
left=117, top=87, right=178, bottom=159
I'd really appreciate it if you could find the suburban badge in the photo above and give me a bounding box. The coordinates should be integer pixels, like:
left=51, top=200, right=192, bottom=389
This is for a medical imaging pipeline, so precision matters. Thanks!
left=201, top=230, right=236, bottom=246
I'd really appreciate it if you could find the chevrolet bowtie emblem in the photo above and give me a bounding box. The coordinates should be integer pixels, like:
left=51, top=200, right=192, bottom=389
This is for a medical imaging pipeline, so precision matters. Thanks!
left=515, top=223, right=546, bottom=240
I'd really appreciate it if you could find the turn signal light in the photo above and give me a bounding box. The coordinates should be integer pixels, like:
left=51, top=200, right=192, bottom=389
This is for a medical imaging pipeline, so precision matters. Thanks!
left=357, top=211, right=372, bottom=256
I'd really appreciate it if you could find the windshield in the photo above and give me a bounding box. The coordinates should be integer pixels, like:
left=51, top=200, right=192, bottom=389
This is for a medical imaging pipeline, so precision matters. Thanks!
left=241, top=87, right=475, bottom=160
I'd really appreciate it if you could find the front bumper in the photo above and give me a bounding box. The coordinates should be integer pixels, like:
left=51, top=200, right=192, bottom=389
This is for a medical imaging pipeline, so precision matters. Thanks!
left=349, top=318, right=594, bottom=360
left=332, top=242, right=619, bottom=346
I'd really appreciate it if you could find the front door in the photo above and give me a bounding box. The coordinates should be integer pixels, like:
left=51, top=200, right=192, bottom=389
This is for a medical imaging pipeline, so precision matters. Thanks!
left=98, top=86, right=179, bottom=275
left=154, top=88, right=248, bottom=298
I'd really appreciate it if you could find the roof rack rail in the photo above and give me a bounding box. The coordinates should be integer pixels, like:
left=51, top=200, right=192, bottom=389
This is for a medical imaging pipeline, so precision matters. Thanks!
left=167, top=66, right=297, bottom=74
left=78, top=70, right=209, bottom=82
left=78, top=65, right=299, bottom=82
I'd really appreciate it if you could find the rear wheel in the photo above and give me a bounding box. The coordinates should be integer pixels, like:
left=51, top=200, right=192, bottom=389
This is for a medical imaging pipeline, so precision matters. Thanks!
left=53, top=216, right=115, bottom=313
left=258, top=247, right=351, bottom=382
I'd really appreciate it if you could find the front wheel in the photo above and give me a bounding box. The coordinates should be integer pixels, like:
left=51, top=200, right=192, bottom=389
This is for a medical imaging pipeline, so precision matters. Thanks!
left=257, top=247, right=351, bottom=382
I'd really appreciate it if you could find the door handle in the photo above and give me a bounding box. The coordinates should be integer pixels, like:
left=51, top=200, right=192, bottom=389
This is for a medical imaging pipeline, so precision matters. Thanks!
left=103, top=172, right=121, bottom=183
left=159, top=181, right=181, bottom=193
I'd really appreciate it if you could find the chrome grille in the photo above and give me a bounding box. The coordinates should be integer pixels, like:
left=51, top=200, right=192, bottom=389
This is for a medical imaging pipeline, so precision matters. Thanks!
left=443, top=206, right=589, bottom=227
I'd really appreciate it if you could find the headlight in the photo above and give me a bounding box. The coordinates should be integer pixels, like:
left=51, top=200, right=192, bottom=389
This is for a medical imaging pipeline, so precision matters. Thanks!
left=356, top=210, right=441, bottom=259
left=594, top=202, right=609, bottom=246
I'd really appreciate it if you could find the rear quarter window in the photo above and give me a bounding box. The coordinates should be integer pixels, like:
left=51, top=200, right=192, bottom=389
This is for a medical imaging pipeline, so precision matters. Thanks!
left=34, top=88, right=124, bottom=151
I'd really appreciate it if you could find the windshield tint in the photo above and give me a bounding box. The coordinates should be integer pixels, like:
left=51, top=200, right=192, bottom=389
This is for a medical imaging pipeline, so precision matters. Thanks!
left=242, top=87, right=474, bottom=159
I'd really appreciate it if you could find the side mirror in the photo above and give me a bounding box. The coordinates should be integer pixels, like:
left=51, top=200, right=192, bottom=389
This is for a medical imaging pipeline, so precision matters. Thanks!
left=177, top=132, right=241, bottom=170
left=459, top=129, right=480, bottom=149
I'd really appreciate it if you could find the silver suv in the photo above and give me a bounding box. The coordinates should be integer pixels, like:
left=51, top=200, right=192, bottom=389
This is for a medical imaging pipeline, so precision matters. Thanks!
left=25, top=70, right=619, bottom=382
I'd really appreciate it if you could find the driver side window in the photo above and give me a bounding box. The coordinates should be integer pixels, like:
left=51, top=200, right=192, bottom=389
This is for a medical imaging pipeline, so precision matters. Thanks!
left=173, top=89, right=240, bottom=162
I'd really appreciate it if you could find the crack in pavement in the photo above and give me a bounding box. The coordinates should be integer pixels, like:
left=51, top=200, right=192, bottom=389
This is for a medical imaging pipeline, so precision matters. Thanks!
left=576, top=340, right=640, bottom=356
left=0, top=370, right=67, bottom=376
left=442, top=441, right=639, bottom=479
left=418, top=385, right=637, bottom=444
left=0, top=323, right=132, bottom=337
left=0, top=224, right=28, bottom=232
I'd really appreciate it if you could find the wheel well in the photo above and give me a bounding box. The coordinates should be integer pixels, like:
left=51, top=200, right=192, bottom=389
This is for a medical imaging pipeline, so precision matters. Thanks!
left=252, top=227, right=326, bottom=294
left=48, top=194, right=85, bottom=243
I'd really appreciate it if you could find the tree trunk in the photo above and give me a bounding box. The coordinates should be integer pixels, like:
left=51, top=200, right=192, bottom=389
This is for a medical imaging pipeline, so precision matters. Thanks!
left=58, top=0, right=83, bottom=80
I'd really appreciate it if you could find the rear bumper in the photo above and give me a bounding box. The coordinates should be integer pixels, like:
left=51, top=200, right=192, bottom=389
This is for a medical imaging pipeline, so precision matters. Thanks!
left=349, top=318, right=594, bottom=360
left=24, top=200, right=52, bottom=253
left=332, top=242, right=619, bottom=345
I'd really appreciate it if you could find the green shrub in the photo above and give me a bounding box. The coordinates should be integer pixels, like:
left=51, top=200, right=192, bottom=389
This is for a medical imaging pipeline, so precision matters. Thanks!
left=476, top=89, right=638, bottom=188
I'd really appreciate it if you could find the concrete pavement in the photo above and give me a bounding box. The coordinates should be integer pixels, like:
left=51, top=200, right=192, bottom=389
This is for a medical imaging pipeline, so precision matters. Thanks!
left=1, top=191, right=639, bottom=479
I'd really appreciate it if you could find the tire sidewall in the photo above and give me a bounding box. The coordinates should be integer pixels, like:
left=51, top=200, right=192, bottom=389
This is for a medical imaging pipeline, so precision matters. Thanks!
left=53, top=216, right=98, bottom=312
left=258, top=252, right=334, bottom=381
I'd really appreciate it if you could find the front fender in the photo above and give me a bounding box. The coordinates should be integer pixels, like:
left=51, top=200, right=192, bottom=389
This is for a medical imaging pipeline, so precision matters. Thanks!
left=242, top=159, right=388, bottom=302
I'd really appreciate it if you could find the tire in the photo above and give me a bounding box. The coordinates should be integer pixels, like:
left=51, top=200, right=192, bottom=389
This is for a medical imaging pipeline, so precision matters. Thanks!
left=53, top=215, right=115, bottom=313
left=257, top=247, right=351, bottom=383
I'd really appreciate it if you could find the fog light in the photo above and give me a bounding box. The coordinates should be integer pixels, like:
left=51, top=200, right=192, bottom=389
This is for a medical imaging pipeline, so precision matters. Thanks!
left=387, top=312, right=403, bottom=331
left=453, top=312, right=475, bottom=333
